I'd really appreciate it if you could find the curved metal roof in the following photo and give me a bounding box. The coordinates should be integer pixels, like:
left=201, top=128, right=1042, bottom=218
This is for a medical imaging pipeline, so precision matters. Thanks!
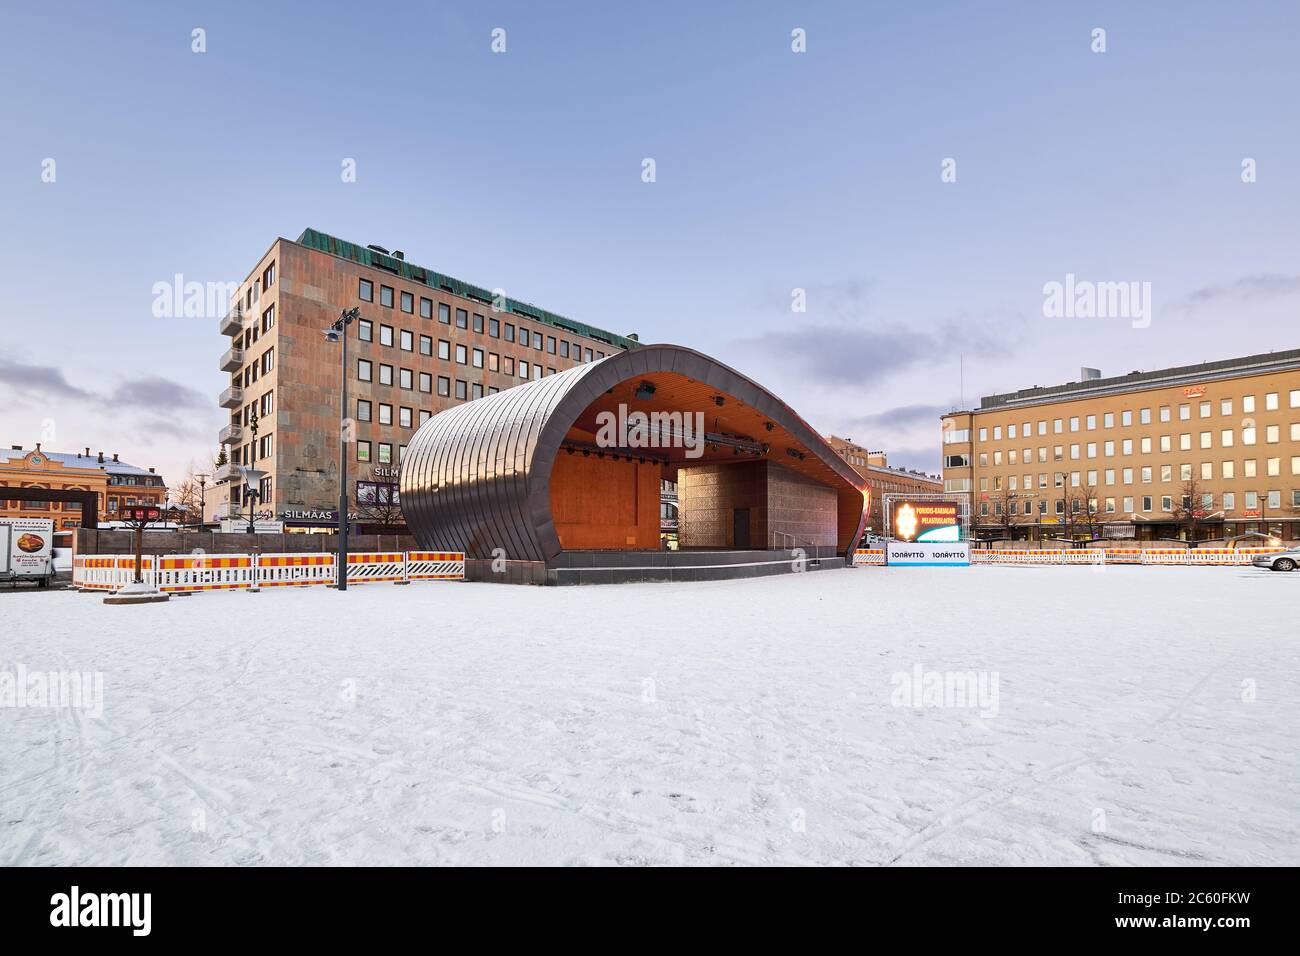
left=400, top=344, right=868, bottom=562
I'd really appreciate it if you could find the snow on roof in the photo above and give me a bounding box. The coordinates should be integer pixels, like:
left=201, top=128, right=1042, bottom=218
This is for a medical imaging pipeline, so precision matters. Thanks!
left=0, top=447, right=156, bottom=478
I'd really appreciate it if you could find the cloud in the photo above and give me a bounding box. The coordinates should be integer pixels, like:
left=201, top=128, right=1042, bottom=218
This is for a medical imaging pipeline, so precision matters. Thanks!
left=1174, top=273, right=1300, bottom=311
left=108, top=376, right=207, bottom=411
left=0, top=358, right=96, bottom=401
left=843, top=403, right=949, bottom=432
left=0, top=359, right=206, bottom=412
left=733, top=318, right=1010, bottom=388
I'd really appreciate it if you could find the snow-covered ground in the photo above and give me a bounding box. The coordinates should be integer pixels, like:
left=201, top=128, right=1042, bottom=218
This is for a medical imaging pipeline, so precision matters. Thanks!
left=2, top=566, right=1297, bottom=866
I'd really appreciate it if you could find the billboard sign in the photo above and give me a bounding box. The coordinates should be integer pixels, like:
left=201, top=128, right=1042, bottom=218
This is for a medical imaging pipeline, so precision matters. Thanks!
left=891, top=500, right=961, bottom=543
left=886, top=542, right=971, bottom=566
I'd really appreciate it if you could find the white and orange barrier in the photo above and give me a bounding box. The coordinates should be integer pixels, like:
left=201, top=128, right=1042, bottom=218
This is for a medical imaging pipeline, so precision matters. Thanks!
left=73, top=555, right=148, bottom=590
left=971, top=549, right=1104, bottom=565
left=73, top=551, right=465, bottom=592
left=852, top=549, right=886, bottom=566
left=153, top=554, right=256, bottom=592
left=853, top=546, right=1287, bottom=567
left=257, top=553, right=335, bottom=587
left=345, top=552, right=408, bottom=584
left=405, top=551, right=467, bottom=580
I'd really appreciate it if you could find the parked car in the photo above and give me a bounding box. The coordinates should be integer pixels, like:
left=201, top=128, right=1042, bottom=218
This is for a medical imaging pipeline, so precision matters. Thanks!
left=1253, top=547, right=1300, bottom=571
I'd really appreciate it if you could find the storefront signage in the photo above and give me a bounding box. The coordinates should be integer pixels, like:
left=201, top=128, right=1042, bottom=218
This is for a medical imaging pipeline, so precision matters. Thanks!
left=371, top=466, right=400, bottom=480
left=1183, top=385, right=1207, bottom=398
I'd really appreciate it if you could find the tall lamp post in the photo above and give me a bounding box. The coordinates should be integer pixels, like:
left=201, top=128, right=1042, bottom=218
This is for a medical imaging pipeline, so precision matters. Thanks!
left=195, top=472, right=208, bottom=529
left=240, top=466, right=268, bottom=534
left=323, top=307, right=360, bottom=590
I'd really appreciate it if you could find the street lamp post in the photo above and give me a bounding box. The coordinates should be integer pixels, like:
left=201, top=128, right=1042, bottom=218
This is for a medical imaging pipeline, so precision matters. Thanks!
left=195, top=472, right=208, bottom=529
left=324, top=307, right=360, bottom=590
left=240, top=467, right=268, bottom=534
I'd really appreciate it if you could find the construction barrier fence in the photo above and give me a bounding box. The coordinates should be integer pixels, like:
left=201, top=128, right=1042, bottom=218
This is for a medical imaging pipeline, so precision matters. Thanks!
left=74, top=551, right=465, bottom=592
left=854, top=547, right=1285, bottom=567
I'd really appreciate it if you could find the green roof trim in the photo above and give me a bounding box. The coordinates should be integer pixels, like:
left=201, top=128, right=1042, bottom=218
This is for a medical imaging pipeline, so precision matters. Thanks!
left=295, top=228, right=639, bottom=351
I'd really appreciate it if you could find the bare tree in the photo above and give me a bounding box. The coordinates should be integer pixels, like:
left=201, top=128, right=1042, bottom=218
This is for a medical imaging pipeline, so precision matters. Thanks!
left=169, top=473, right=205, bottom=529
left=1073, top=485, right=1105, bottom=540
left=355, top=483, right=405, bottom=527
left=1172, top=477, right=1207, bottom=541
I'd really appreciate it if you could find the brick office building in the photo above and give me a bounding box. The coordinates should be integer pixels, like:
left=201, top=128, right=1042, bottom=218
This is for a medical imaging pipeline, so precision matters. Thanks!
left=940, top=350, right=1300, bottom=543
left=215, top=228, right=639, bottom=529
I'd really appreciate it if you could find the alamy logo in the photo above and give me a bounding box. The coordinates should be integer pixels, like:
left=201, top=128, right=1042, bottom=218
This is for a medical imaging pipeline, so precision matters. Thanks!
left=594, top=404, right=707, bottom=459
left=1042, top=273, right=1152, bottom=329
left=0, top=665, right=103, bottom=718
left=890, top=664, right=1000, bottom=718
left=50, top=886, right=151, bottom=936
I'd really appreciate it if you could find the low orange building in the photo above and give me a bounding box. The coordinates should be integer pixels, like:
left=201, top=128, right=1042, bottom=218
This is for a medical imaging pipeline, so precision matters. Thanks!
left=0, top=444, right=168, bottom=531
left=824, top=436, right=943, bottom=535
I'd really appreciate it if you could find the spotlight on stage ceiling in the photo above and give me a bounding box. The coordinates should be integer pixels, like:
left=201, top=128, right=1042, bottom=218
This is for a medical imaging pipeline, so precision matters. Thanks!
left=634, top=381, right=656, bottom=401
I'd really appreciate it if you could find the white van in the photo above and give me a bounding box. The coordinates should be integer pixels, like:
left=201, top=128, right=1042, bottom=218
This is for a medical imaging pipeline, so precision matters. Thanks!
left=0, top=517, right=56, bottom=587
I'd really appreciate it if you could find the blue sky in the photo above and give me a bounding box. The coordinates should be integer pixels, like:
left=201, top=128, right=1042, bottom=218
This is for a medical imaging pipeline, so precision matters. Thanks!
left=1, top=0, right=1297, bottom=484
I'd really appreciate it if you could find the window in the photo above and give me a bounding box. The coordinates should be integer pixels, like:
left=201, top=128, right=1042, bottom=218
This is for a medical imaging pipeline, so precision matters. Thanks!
left=1121, top=411, right=1133, bottom=427
left=420, top=335, right=432, bottom=356
left=379, top=403, right=392, bottom=425
left=1142, top=496, right=1152, bottom=512
left=1266, top=424, right=1280, bottom=443
left=419, top=372, right=432, bottom=393
left=1200, top=431, right=1212, bottom=449
left=547, top=336, right=557, bottom=355
left=1199, top=401, right=1211, bottom=419
left=473, top=313, right=484, bottom=333
left=488, top=352, right=499, bottom=372
left=400, top=291, right=413, bottom=314
left=1222, top=429, right=1234, bottom=447
left=261, top=349, right=274, bottom=373
left=399, top=368, right=413, bottom=390
left=420, top=410, right=432, bottom=424
left=357, top=399, right=372, bottom=422
left=260, top=391, right=274, bottom=416
left=1223, top=492, right=1235, bottom=511
left=472, top=348, right=484, bottom=368
left=259, top=434, right=274, bottom=459
left=519, top=327, right=530, bottom=348
left=455, top=380, right=467, bottom=400
left=358, top=319, right=373, bottom=342
left=1102, top=412, right=1114, bottom=429
left=438, top=303, right=450, bottom=325
left=399, top=407, right=412, bottom=428
left=504, top=356, right=515, bottom=375
left=1139, top=408, right=1151, bottom=425
left=380, top=285, right=394, bottom=308
left=455, top=344, right=467, bottom=365
left=437, top=376, right=450, bottom=397
left=1265, top=392, right=1279, bottom=411
left=261, top=305, right=275, bottom=333
left=1178, top=405, right=1190, bottom=421
left=1221, top=398, right=1233, bottom=415
left=378, top=443, right=392, bottom=465
left=1159, top=406, right=1171, bottom=423
left=1159, top=435, right=1171, bottom=452
left=504, top=323, right=515, bottom=343
left=472, top=383, right=484, bottom=399
left=379, top=364, right=393, bottom=386
left=560, top=340, right=569, bottom=358
left=455, top=308, right=468, bottom=329
left=1290, top=389, right=1300, bottom=409
left=1243, top=395, right=1256, bottom=413
left=420, top=297, right=433, bottom=319
left=358, top=359, right=372, bottom=381
left=1052, top=420, right=1062, bottom=434
left=1162, top=496, right=1173, bottom=512
left=1244, top=459, right=1257, bottom=478
left=1179, top=434, right=1191, bottom=451
left=380, top=325, right=394, bottom=347
left=1243, top=425, right=1256, bottom=445
left=1222, top=460, right=1235, bottom=479
left=400, top=330, right=413, bottom=351
left=262, top=262, right=276, bottom=288
left=520, top=360, right=530, bottom=379
left=357, top=441, right=371, bottom=462
left=489, top=317, right=500, bottom=338
left=359, top=279, right=374, bottom=302
left=438, top=340, right=451, bottom=361
left=1267, top=457, right=1280, bottom=477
